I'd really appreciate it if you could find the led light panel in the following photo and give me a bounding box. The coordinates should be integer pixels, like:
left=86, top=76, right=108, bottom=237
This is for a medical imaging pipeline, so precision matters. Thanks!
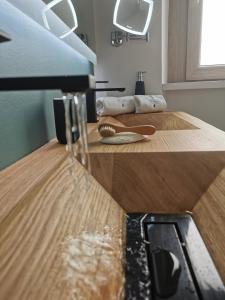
left=113, top=0, right=154, bottom=35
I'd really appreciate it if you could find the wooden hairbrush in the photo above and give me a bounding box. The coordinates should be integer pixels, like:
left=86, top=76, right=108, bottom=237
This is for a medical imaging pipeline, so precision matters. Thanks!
left=98, top=122, right=156, bottom=138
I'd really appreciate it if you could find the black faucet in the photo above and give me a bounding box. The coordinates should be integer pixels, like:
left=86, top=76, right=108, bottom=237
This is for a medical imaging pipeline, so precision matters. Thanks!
left=86, top=81, right=125, bottom=123
left=0, top=30, right=11, bottom=43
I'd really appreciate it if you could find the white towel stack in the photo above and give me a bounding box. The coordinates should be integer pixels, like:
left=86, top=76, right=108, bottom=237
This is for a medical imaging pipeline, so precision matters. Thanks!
left=96, top=96, right=135, bottom=116
left=96, top=95, right=167, bottom=116
left=134, top=95, right=167, bottom=113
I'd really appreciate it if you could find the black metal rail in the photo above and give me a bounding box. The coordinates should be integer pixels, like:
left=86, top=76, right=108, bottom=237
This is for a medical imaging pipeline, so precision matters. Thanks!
left=0, top=75, right=95, bottom=93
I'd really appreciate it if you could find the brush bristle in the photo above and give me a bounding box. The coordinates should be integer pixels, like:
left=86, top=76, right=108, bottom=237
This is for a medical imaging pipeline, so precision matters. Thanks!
left=98, top=125, right=116, bottom=137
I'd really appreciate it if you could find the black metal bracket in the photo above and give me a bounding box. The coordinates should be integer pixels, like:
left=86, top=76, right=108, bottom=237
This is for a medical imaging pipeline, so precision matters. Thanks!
left=0, top=30, right=11, bottom=43
left=0, top=75, right=95, bottom=93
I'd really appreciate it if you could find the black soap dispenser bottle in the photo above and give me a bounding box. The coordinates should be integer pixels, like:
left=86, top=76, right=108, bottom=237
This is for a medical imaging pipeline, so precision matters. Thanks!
left=135, top=71, right=146, bottom=95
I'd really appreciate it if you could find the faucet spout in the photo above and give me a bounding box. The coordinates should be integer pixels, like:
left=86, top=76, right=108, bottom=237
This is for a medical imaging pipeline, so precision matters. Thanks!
left=0, top=30, right=11, bottom=43
left=86, top=83, right=126, bottom=123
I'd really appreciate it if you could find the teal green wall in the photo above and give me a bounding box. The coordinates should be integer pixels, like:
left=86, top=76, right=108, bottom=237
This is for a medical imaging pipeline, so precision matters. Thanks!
left=0, top=0, right=93, bottom=170
left=0, top=90, right=59, bottom=170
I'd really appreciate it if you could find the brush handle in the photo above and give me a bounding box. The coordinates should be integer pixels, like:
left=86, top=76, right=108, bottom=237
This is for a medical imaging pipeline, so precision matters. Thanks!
left=113, top=124, right=156, bottom=135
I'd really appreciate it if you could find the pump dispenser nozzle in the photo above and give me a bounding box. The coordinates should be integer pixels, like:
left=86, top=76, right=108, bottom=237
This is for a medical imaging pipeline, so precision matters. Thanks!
left=135, top=71, right=147, bottom=95
left=137, top=71, right=147, bottom=82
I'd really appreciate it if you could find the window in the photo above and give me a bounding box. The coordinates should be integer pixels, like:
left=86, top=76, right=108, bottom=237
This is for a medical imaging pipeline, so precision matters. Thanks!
left=186, top=0, right=225, bottom=80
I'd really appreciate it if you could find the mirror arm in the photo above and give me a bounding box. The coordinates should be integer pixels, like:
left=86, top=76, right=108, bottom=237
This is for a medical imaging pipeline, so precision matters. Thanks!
left=111, top=30, right=149, bottom=47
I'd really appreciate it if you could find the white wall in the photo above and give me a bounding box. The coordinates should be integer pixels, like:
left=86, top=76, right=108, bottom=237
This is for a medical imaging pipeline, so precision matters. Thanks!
left=165, top=89, right=225, bottom=131
left=93, top=0, right=163, bottom=96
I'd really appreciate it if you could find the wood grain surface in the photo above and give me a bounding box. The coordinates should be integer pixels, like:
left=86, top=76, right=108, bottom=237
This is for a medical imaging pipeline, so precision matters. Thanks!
left=167, top=0, right=189, bottom=83
left=1, top=111, right=225, bottom=300
left=89, top=112, right=225, bottom=213
left=89, top=112, right=225, bottom=283
left=115, top=112, right=197, bottom=130
left=0, top=142, right=124, bottom=300
left=193, top=167, right=225, bottom=282
left=90, top=151, right=225, bottom=213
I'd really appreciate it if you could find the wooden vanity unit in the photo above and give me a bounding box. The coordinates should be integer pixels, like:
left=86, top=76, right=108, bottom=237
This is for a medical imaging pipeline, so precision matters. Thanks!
left=88, top=112, right=225, bottom=283
left=0, top=111, right=225, bottom=299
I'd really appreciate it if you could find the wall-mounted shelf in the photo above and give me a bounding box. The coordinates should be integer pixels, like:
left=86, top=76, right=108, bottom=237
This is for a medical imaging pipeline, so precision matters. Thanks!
left=0, top=75, right=95, bottom=93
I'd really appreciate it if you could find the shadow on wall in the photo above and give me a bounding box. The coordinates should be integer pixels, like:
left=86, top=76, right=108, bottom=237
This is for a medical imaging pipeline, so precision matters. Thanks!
left=0, top=90, right=58, bottom=170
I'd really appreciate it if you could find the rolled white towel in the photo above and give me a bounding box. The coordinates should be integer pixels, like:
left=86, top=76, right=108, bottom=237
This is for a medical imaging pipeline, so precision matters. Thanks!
left=96, top=96, right=135, bottom=116
left=134, top=95, right=167, bottom=113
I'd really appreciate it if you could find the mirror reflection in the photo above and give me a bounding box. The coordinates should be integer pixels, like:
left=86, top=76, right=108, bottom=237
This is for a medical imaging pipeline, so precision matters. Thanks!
left=113, top=0, right=154, bottom=35
left=42, top=0, right=78, bottom=39
left=42, top=0, right=96, bottom=50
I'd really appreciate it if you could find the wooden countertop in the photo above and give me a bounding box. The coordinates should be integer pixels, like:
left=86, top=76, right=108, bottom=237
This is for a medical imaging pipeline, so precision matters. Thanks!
left=88, top=112, right=225, bottom=213
left=88, top=112, right=225, bottom=283
left=88, top=112, right=225, bottom=153
left=0, top=141, right=124, bottom=300
left=1, top=111, right=225, bottom=300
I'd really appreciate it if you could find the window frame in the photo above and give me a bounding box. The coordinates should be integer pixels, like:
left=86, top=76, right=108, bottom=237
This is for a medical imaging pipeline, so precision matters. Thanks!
left=186, top=0, right=225, bottom=81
